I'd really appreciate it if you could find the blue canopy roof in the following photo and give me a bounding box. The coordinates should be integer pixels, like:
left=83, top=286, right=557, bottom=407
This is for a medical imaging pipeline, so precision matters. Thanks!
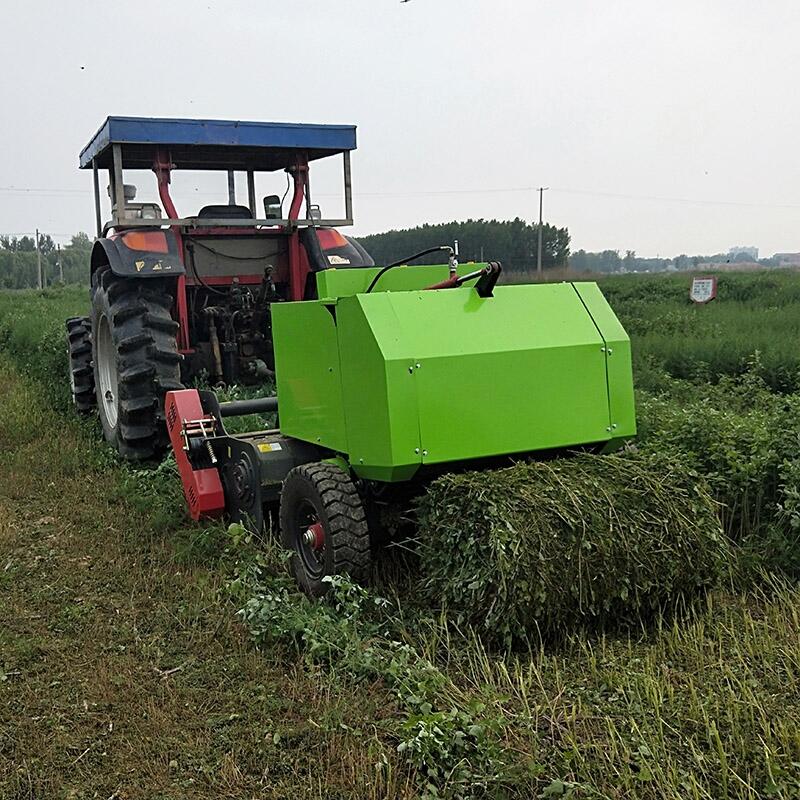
left=79, top=116, right=357, bottom=171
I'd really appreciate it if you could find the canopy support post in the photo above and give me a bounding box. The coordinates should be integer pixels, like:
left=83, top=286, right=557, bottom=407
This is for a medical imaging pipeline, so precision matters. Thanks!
left=246, top=171, right=256, bottom=215
left=111, top=144, right=125, bottom=228
left=92, top=158, right=102, bottom=238
left=343, top=151, right=353, bottom=224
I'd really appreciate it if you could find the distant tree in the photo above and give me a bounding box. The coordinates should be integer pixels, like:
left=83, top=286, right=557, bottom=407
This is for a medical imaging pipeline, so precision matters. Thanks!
left=623, top=250, right=636, bottom=271
left=359, top=218, right=571, bottom=273
left=570, top=249, right=589, bottom=271
left=35, top=233, right=55, bottom=256
left=59, top=231, right=92, bottom=285
left=0, top=235, right=36, bottom=253
left=69, top=232, right=92, bottom=250
left=0, top=230, right=92, bottom=288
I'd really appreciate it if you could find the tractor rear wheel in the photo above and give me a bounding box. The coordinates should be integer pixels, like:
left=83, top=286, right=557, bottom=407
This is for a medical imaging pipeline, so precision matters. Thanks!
left=280, top=462, right=372, bottom=596
left=65, top=316, right=95, bottom=413
left=91, top=266, right=183, bottom=460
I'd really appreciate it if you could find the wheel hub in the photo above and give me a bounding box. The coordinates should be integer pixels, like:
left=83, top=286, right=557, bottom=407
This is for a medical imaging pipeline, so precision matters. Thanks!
left=96, top=315, right=119, bottom=429
left=223, top=449, right=264, bottom=535
left=231, top=456, right=257, bottom=507
left=302, top=522, right=325, bottom=551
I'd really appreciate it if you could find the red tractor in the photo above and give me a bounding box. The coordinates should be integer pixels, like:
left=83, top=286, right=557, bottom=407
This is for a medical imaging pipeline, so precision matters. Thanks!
left=67, top=117, right=372, bottom=459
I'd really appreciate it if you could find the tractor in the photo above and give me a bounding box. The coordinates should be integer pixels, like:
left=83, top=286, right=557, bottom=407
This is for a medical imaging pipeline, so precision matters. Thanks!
left=67, top=116, right=372, bottom=459
left=67, top=116, right=637, bottom=595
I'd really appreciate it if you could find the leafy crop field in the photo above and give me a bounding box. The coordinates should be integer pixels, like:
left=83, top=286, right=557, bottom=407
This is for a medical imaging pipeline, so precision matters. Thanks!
left=1, top=272, right=800, bottom=799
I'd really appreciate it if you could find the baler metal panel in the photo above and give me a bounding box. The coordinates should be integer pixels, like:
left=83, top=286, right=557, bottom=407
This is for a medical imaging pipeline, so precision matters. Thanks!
left=336, top=296, right=422, bottom=481
left=271, top=300, right=347, bottom=452
left=348, top=284, right=613, bottom=468
left=572, top=282, right=637, bottom=439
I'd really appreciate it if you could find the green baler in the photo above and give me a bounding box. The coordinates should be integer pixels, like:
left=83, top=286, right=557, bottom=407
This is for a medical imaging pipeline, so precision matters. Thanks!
left=167, top=262, right=636, bottom=594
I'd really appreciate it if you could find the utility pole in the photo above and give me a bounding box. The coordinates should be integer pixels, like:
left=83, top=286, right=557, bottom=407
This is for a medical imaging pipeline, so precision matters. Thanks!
left=35, top=228, right=42, bottom=289
left=57, top=244, right=63, bottom=283
left=227, top=171, right=236, bottom=205
left=536, top=187, right=549, bottom=274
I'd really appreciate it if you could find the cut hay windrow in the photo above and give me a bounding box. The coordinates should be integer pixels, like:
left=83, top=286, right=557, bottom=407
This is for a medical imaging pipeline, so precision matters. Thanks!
left=416, top=452, right=731, bottom=643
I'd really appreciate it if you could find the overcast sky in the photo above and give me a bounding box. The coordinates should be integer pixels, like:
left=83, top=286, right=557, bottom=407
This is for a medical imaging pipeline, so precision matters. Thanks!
left=1, top=0, right=799, bottom=258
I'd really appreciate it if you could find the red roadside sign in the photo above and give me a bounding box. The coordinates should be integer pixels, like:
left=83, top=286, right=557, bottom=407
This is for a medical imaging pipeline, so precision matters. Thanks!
left=690, top=276, right=717, bottom=304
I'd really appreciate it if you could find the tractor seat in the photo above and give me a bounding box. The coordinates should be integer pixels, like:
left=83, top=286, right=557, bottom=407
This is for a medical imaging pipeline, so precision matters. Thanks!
left=197, top=204, right=252, bottom=220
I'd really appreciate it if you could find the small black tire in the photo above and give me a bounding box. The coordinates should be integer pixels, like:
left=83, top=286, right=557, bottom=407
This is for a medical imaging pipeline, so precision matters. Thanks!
left=280, top=462, right=372, bottom=596
left=66, top=316, right=95, bottom=413
left=91, top=265, right=183, bottom=460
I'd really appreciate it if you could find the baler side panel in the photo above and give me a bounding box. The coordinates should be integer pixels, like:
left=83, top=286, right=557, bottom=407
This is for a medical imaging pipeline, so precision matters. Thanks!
left=387, top=284, right=613, bottom=464
left=337, top=294, right=422, bottom=482
left=572, top=282, right=637, bottom=439
left=271, top=301, right=347, bottom=452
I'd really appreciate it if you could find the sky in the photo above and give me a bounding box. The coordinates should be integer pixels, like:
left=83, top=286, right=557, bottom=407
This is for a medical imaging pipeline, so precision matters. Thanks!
left=1, top=0, right=799, bottom=258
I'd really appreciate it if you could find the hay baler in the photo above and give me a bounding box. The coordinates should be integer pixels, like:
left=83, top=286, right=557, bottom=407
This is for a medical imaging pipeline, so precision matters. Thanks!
left=168, top=260, right=637, bottom=594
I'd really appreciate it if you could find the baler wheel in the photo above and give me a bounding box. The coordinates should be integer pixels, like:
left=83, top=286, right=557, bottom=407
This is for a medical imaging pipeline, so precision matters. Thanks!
left=66, top=316, right=95, bottom=413
left=91, top=265, right=183, bottom=460
left=280, top=462, right=372, bottom=596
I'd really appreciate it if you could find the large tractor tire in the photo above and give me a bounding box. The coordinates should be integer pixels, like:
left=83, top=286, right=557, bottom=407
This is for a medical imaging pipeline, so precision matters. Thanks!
left=91, top=266, right=183, bottom=460
left=65, top=316, right=95, bottom=413
left=280, top=462, right=372, bottom=596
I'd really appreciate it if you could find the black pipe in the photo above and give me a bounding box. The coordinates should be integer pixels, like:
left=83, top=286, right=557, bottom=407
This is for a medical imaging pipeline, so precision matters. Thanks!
left=218, top=396, right=278, bottom=417
left=365, top=246, right=454, bottom=294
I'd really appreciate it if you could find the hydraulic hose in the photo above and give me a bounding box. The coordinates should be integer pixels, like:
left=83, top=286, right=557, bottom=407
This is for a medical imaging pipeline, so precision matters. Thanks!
left=365, top=246, right=453, bottom=293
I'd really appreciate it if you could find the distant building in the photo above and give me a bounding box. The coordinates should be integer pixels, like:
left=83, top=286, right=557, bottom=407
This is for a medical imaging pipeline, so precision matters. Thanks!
left=774, top=252, right=800, bottom=266
left=728, top=246, right=759, bottom=260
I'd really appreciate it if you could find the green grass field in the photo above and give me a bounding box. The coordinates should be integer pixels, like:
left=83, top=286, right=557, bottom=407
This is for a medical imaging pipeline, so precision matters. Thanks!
left=1, top=273, right=800, bottom=799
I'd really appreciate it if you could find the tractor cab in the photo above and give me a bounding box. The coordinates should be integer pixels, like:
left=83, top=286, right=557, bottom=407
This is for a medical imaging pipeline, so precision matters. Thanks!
left=78, top=117, right=373, bottom=392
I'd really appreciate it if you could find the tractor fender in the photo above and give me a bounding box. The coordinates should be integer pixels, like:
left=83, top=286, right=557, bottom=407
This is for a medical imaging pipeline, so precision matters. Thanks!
left=90, top=230, right=185, bottom=280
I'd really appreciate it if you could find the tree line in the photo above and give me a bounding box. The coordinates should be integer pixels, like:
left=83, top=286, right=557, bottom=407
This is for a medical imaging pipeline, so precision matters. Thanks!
left=358, top=218, right=571, bottom=273
left=2, top=220, right=777, bottom=289
left=570, top=249, right=783, bottom=273
left=0, top=232, right=92, bottom=289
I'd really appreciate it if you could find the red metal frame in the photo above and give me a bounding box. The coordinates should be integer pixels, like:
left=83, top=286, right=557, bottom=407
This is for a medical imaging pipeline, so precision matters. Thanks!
left=153, top=149, right=192, bottom=351
left=287, top=157, right=310, bottom=301
left=165, top=389, right=225, bottom=521
left=149, top=150, right=311, bottom=347
left=184, top=274, right=264, bottom=286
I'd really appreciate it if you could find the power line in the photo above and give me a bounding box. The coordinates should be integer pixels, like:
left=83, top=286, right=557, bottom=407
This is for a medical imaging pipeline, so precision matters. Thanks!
left=551, top=187, right=800, bottom=210
left=323, top=186, right=800, bottom=210
left=4, top=182, right=800, bottom=211
left=0, top=186, right=88, bottom=196
left=0, top=231, right=76, bottom=238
